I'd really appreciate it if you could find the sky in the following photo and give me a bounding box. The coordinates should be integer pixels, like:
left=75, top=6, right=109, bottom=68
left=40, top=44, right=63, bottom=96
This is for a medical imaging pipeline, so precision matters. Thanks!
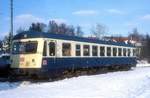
left=0, top=0, right=150, bottom=38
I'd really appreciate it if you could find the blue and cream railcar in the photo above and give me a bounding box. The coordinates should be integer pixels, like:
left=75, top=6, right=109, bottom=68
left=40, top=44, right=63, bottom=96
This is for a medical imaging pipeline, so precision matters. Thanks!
left=10, top=31, right=137, bottom=76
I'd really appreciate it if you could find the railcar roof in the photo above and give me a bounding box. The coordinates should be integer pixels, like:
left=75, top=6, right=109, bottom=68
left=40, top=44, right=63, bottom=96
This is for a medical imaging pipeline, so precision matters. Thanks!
left=13, top=31, right=135, bottom=47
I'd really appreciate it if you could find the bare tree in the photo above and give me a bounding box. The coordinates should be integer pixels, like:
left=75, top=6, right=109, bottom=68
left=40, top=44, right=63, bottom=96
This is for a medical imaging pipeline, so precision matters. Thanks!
left=91, top=23, right=108, bottom=39
left=58, top=23, right=67, bottom=34
left=48, top=20, right=58, bottom=33
left=16, top=27, right=25, bottom=34
left=2, top=33, right=11, bottom=53
left=76, top=26, right=84, bottom=37
left=29, top=22, right=46, bottom=32
left=48, top=20, right=75, bottom=36
left=128, top=28, right=142, bottom=41
left=66, top=25, right=75, bottom=36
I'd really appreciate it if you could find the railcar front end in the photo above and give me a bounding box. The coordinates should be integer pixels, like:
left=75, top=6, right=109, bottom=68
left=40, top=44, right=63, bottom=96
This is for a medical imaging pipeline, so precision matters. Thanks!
left=10, top=38, right=46, bottom=77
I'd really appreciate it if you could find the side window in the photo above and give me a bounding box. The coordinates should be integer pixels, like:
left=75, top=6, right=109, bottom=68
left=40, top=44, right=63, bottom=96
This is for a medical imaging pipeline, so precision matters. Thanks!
left=49, top=42, right=55, bottom=56
left=133, top=49, right=136, bottom=56
left=128, top=49, right=131, bottom=56
left=107, top=47, right=111, bottom=56
left=76, top=44, right=81, bottom=56
left=62, top=43, right=71, bottom=56
left=118, top=48, right=122, bottom=56
left=43, top=41, right=47, bottom=56
left=123, top=48, right=126, bottom=56
left=136, top=48, right=139, bottom=57
left=83, top=45, right=90, bottom=56
left=100, top=46, right=105, bottom=56
left=92, top=46, right=98, bottom=56
left=113, top=47, right=117, bottom=56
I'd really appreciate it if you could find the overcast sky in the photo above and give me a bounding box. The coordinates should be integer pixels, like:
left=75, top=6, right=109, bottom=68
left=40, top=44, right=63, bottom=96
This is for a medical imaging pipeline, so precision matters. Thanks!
left=0, top=0, right=150, bottom=38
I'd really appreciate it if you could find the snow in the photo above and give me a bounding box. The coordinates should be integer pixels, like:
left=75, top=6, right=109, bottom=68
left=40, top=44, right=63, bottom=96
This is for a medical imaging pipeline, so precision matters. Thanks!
left=137, top=60, right=150, bottom=67
left=0, top=66, right=150, bottom=98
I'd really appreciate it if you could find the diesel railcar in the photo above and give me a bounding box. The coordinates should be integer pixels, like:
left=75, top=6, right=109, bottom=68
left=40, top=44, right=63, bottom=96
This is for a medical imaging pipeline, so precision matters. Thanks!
left=10, top=31, right=137, bottom=78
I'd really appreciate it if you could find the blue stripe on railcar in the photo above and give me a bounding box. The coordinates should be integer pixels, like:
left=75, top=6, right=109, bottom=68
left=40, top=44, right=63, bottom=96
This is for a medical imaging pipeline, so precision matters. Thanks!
left=42, top=57, right=137, bottom=71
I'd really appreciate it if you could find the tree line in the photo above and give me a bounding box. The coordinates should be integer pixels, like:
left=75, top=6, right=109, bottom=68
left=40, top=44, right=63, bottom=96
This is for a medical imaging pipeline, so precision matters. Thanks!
left=17, top=20, right=84, bottom=37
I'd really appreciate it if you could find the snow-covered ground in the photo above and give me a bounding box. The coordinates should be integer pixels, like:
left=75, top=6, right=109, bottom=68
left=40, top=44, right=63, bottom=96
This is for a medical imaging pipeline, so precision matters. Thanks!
left=137, top=60, right=150, bottom=67
left=0, top=65, right=150, bottom=98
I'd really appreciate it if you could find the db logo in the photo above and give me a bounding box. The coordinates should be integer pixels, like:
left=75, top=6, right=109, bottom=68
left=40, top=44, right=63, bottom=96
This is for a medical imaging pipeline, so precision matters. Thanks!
left=43, top=60, right=47, bottom=65
left=20, top=57, right=24, bottom=62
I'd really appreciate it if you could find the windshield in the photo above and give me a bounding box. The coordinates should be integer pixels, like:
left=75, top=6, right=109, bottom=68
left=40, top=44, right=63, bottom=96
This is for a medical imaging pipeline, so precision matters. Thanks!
left=12, top=41, right=38, bottom=54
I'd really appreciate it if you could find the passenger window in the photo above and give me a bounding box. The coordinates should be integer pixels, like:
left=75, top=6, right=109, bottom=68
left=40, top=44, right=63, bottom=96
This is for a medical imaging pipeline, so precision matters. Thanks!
left=136, top=48, right=140, bottom=57
left=43, top=41, right=47, bottom=56
left=107, top=47, right=111, bottom=56
left=113, top=48, right=117, bottom=56
left=100, top=46, right=105, bottom=56
left=76, top=44, right=81, bottom=56
left=92, top=46, right=98, bottom=56
left=123, top=48, right=126, bottom=56
left=62, top=43, right=71, bottom=56
left=128, top=49, right=131, bottom=56
left=133, top=49, right=136, bottom=56
left=118, top=48, right=122, bottom=56
left=49, top=42, right=55, bottom=56
left=83, top=45, right=90, bottom=56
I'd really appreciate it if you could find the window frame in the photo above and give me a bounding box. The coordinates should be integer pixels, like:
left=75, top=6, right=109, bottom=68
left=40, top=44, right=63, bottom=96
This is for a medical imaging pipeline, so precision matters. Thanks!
left=92, top=45, right=98, bottom=56
left=123, top=48, right=127, bottom=56
left=107, top=47, right=111, bottom=56
left=100, top=46, right=105, bottom=56
left=62, top=43, right=71, bottom=56
left=128, top=48, right=131, bottom=57
left=113, top=47, right=117, bottom=56
left=75, top=44, right=81, bottom=56
left=48, top=41, right=56, bottom=56
left=133, top=49, right=136, bottom=56
left=83, top=45, right=90, bottom=56
left=118, top=48, right=122, bottom=56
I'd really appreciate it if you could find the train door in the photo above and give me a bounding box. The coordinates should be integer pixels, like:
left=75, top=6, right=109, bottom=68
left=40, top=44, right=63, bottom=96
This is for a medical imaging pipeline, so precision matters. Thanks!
left=43, top=40, right=56, bottom=56
left=48, top=41, right=56, bottom=57
left=43, top=40, right=57, bottom=65
left=48, top=40, right=57, bottom=68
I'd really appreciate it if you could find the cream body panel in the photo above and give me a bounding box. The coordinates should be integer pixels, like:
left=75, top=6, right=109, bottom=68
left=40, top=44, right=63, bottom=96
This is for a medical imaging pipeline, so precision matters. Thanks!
left=11, top=38, right=44, bottom=68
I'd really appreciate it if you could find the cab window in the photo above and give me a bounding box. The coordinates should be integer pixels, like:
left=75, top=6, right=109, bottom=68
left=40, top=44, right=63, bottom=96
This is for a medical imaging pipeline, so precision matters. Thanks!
left=12, top=41, right=38, bottom=54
